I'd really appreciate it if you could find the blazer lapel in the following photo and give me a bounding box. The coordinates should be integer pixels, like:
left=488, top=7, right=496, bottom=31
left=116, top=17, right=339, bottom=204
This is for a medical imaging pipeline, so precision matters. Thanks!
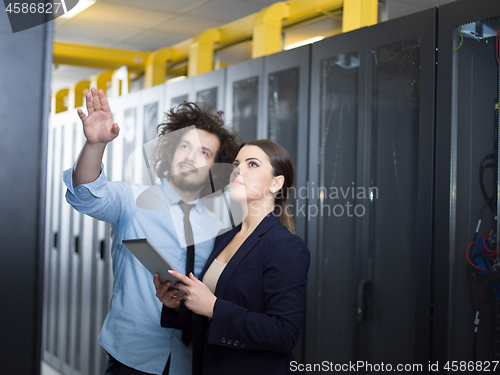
left=199, top=224, right=241, bottom=280
left=212, top=212, right=281, bottom=298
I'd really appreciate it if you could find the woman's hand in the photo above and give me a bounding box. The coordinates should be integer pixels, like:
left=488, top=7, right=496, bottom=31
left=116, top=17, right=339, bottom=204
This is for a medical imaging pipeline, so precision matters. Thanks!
left=153, top=273, right=183, bottom=311
left=169, top=270, right=217, bottom=318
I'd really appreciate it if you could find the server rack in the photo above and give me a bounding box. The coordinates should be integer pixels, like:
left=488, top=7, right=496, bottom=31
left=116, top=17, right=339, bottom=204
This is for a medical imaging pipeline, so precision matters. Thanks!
left=225, top=57, right=265, bottom=142
left=0, top=11, right=51, bottom=373
left=306, top=25, right=366, bottom=367
left=58, top=121, right=74, bottom=374
left=43, top=121, right=64, bottom=370
left=42, top=98, right=119, bottom=374
left=262, top=45, right=311, bottom=241
left=260, top=45, right=311, bottom=363
left=364, top=8, right=436, bottom=367
left=434, top=0, right=500, bottom=365
left=165, top=69, right=226, bottom=113
left=165, top=77, right=194, bottom=109
left=306, top=8, right=436, bottom=370
left=194, top=68, right=227, bottom=112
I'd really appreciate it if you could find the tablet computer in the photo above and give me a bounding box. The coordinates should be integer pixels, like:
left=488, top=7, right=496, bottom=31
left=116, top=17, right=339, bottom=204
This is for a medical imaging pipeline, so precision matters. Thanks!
left=122, top=238, right=186, bottom=295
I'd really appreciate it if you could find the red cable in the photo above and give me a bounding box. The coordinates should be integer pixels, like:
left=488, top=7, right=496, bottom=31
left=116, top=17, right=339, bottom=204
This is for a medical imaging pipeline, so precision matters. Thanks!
left=481, top=232, right=500, bottom=257
left=466, top=242, right=494, bottom=271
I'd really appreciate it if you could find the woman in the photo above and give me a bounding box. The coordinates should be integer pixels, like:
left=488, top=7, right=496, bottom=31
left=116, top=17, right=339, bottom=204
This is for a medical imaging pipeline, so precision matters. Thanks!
left=154, top=139, right=310, bottom=375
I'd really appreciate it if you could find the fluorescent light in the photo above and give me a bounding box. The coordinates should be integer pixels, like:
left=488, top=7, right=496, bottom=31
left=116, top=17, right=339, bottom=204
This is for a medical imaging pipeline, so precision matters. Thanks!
left=284, top=36, right=325, bottom=50
left=166, top=76, right=187, bottom=84
left=60, top=0, right=96, bottom=19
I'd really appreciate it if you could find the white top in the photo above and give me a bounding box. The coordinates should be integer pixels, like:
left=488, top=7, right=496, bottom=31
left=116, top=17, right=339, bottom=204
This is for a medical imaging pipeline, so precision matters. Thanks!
left=203, top=258, right=227, bottom=294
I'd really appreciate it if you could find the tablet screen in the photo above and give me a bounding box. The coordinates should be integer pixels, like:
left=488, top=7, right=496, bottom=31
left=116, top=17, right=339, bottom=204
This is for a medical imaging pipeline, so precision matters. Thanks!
left=122, top=238, right=186, bottom=295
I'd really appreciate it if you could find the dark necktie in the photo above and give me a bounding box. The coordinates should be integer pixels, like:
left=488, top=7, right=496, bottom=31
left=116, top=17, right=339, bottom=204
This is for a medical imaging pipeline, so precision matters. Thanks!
left=179, top=202, right=195, bottom=276
left=179, top=201, right=195, bottom=346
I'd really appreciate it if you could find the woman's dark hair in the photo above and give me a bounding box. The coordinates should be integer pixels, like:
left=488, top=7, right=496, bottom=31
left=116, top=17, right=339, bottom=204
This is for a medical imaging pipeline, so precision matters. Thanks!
left=152, top=102, right=240, bottom=183
left=240, top=139, right=295, bottom=234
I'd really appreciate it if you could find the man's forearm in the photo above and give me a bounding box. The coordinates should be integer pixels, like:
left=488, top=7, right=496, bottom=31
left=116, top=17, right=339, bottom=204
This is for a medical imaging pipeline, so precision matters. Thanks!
left=72, top=141, right=107, bottom=187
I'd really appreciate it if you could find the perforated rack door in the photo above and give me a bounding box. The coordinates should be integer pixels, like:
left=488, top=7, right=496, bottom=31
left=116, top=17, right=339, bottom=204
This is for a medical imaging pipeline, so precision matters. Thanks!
left=435, top=0, right=500, bottom=365
left=306, top=7, right=436, bottom=369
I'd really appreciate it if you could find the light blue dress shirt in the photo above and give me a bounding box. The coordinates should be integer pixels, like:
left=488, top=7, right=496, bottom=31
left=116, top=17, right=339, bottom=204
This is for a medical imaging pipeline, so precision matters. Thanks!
left=63, top=164, right=221, bottom=374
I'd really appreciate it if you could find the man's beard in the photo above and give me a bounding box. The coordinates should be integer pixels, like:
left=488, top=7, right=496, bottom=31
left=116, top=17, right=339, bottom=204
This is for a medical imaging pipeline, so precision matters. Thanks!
left=170, top=170, right=207, bottom=192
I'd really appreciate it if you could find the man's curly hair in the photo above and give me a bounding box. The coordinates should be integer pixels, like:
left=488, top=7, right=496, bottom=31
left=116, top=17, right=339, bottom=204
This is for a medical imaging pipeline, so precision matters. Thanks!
left=152, top=102, right=240, bottom=182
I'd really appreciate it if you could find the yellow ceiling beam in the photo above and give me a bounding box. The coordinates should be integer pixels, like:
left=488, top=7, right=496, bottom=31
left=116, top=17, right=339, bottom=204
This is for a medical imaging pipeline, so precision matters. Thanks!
left=218, top=13, right=257, bottom=46
left=90, top=71, right=113, bottom=95
left=52, top=0, right=372, bottom=93
left=342, top=0, right=378, bottom=33
left=169, top=39, right=192, bottom=65
left=144, top=47, right=171, bottom=88
left=53, top=41, right=151, bottom=70
left=69, top=80, right=90, bottom=109
left=54, top=88, right=69, bottom=114
left=252, top=2, right=288, bottom=59
left=188, top=28, right=221, bottom=77
left=168, top=0, right=345, bottom=64
left=53, top=0, right=347, bottom=69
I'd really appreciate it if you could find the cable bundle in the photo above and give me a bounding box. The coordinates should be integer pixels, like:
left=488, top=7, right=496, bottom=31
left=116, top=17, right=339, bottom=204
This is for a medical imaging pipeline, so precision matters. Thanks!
left=467, top=231, right=500, bottom=298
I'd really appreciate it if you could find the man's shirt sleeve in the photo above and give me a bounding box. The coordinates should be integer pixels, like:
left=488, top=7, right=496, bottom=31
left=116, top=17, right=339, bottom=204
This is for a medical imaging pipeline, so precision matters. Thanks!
left=63, top=163, right=125, bottom=225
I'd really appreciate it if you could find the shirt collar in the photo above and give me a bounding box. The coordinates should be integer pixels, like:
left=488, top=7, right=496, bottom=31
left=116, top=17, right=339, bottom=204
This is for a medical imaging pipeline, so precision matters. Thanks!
left=161, top=178, right=203, bottom=214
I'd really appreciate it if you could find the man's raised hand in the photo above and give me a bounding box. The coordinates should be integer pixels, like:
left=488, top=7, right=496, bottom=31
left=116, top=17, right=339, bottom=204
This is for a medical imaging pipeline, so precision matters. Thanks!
left=77, top=87, right=120, bottom=145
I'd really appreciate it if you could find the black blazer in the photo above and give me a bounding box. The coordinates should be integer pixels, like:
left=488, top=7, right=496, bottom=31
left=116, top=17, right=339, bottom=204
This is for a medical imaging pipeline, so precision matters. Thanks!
left=161, top=210, right=310, bottom=375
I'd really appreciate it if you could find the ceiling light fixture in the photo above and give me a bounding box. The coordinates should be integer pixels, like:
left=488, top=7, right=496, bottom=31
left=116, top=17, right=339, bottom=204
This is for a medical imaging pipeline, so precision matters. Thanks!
left=59, top=0, right=96, bottom=19
left=284, top=36, right=325, bottom=50
left=166, top=76, right=187, bottom=84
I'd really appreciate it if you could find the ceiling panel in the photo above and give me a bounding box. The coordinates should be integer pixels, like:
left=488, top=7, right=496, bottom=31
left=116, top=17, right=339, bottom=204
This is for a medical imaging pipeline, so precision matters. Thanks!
left=186, top=0, right=267, bottom=22
left=54, top=33, right=119, bottom=47
left=67, top=2, right=172, bottom=28
left=117, top=30, right=188, bottom=51
left=238, top=0, right=282, bottom=4
left=54, top=20, right=142, bottom=45
left=152, top=15, right=222, bottom=37
left=102, top=0, right=208, bottom=13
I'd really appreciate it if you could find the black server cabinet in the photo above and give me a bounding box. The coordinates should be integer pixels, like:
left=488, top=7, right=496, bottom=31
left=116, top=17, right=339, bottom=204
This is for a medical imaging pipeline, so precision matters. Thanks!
left=262, top=45, right=311, bottom=364
left=166, top=70, right=226, bottom=114
left=306, top=27, right=366, bottom=367
left=194, top=68, right=226, bottom=112
left=434, top=0, right=500, bottom=365
left=0, top=10, right=51, bottom=373
left=364, top=9, right=436, bottom=368
left=44, top=124, right=64, bottom=369
left=165, top=77, right=194, bottom=110
left=225, top=58, right=265, bottom=142
left=306, top=8, right=436, bottom=370
left=263, top=45, right=311, bottom=241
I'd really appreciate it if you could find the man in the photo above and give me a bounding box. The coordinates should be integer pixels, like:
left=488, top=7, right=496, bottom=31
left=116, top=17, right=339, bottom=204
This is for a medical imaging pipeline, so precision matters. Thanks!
left=63, top=87, right=240, bottom=375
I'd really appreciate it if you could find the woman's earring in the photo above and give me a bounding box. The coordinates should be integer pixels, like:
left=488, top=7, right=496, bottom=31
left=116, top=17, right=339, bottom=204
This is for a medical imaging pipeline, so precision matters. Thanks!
left=271, top=188, right=275, bottom=193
